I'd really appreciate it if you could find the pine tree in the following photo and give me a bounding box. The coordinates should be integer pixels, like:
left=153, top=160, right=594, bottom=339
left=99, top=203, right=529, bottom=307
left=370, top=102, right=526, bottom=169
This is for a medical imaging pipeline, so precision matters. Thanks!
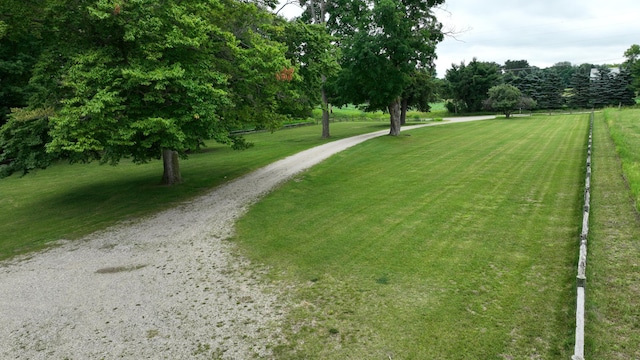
left=569, top=67, right=591, bottom=109
left=538, top=71, right=564, bottom=109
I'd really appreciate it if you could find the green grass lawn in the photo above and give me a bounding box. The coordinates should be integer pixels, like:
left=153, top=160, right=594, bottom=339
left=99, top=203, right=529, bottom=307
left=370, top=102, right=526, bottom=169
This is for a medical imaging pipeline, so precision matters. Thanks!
left=3, top=110, right=637, bottom=358
left=234, top=115, right=589, bottom=358
left=0, top=121, right=392, bottom=260
left=586, top=109, right=640, bottom=359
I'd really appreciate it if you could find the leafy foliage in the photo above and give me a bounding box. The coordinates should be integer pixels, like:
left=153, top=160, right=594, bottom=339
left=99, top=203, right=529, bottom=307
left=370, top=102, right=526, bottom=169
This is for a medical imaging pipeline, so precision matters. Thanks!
left=484, top=84, right=535, bottom=118
left=0, top=108, right=56, bottom=177
left=327, top=0, right=444, bottom=134
left=549, top=61, right=576, bottom=89
left=445, top=58, right=501, bottom=112
left=0, top=35, right=39, bottom=126
left=280, top=20, right=340, bottom=118
left=623, top=44, right=640, bottom=95
left=402, top=69, right=438, bottom=113
left=445, top=50, right=638, bottom=114
left=0, top=0, right=294, bottom=182
left=0, top=0, right=46, bottom=126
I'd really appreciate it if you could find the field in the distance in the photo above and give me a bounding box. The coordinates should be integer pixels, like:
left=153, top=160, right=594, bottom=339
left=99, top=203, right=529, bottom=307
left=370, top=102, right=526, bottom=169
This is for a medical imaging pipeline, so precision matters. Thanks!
left=235, top=115, right=589, bottom=358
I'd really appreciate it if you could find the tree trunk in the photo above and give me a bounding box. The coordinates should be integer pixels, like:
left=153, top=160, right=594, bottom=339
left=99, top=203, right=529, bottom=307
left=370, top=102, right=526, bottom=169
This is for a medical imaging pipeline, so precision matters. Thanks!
left=321, top=78, right=330, bottom=138
left=388, top=97, right=402, bottom=136
left=400, top=98, right=408, bottom=125
left=161, top=149, right=182, bottom=185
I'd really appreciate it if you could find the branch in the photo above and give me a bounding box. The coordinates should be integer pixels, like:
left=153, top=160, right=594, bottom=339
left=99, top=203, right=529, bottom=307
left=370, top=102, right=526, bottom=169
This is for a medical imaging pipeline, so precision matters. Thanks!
left=275, top=0, right=302, bottom=16
left=434, top=5, right=470, bottom=42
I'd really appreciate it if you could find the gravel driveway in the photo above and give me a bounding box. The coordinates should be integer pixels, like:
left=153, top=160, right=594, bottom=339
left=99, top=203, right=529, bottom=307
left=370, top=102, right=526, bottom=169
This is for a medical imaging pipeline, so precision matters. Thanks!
left=0, top=117, right=492, bottom=359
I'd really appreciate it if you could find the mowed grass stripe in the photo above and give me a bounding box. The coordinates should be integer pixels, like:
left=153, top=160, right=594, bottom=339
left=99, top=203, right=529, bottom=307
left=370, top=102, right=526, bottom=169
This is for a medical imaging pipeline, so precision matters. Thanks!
left=235, top=116, right=589, bottom=359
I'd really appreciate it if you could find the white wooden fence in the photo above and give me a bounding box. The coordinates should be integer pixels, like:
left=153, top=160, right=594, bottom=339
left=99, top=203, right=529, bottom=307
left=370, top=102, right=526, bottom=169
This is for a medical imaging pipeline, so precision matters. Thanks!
left=572, top=111, right=593, bottom=360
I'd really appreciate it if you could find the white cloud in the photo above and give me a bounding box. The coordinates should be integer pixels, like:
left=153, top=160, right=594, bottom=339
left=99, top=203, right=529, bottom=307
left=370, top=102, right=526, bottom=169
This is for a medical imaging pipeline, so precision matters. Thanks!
left=276, top=0, right=640, bottom=77
left=275, top=1, right=304, bottom=19
left=434, top=0, right=640, bottom=76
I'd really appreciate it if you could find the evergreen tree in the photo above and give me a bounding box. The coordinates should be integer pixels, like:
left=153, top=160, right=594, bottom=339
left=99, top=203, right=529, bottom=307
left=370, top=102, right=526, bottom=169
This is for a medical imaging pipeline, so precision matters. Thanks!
left=537, top=70, right=564, bottom=109
left=445, top=58, right=501, bottom=113
left=568, top=65, right=591, bottom=109
left=515, top=71, right=542, bottom=105
left=550, top=61, right=575, bottom=89
left=502, top=59, right=531, bottom=77
left=590, top=66, right=613, bottom=108
left=609, top=68, right=636, bottom=106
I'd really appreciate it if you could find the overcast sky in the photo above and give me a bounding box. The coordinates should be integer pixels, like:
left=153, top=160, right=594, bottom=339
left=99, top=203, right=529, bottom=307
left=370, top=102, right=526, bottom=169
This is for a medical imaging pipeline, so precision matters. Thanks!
left=276, top=1, right=640, bottom=77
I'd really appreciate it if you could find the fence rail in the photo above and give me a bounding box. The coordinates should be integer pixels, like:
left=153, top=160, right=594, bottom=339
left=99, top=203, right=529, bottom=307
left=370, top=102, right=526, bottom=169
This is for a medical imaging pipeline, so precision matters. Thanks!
left=572, top=111, right=594, bottom=360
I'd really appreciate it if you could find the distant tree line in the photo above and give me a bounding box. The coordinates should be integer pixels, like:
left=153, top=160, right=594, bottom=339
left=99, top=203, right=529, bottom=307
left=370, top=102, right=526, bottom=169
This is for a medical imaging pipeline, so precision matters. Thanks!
left=441, top=47, right=639, bottom=115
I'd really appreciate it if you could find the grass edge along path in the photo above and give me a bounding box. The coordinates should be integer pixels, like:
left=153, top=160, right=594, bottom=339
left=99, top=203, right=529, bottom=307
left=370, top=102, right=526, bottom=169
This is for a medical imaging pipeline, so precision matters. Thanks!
left=585, top=110, right=640, bottom=359
left=235, top=115, right=589, bottom=359
left=0, top=122, right=407, bottom=261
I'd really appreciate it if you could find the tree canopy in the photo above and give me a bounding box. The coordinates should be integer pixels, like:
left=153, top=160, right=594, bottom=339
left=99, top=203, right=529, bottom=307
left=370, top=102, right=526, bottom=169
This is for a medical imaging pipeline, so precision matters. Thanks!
left=0, top=0, right=294, bottom=184
left=327, top=0, right=444, bottom=135
left=445, top=58, right=501, bottom=113
left=484, top=84, right=535, bottom=118
left=624, top=44, right=640, bottom=95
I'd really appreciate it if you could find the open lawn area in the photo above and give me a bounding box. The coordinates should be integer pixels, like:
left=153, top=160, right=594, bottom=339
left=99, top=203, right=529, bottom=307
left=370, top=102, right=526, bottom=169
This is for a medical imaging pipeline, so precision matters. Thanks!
left=235, top=115, right=590, bottom=358
left=2, top=111, right=639, bottom=359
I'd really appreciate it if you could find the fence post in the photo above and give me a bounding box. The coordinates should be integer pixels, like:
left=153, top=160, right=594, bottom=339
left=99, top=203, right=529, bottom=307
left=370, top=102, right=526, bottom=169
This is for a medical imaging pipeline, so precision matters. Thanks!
left=572, top=111, right=594, bottom=359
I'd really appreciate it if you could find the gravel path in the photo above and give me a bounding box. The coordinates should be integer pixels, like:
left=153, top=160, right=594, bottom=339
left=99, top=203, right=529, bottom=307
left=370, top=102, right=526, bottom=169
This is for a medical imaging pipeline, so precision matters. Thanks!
left=0, top=118, right=492, bottom=359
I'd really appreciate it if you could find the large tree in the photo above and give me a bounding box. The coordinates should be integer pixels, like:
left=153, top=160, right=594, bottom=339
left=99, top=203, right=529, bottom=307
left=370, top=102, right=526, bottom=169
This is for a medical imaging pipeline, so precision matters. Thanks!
left=503, top=59, right=531, bottom=77
left=327, top=0, right=444, bottom=135
left=484, top=84, right=535, bottom=118
left=1, top=0, right=291, bottom=184
left=445, top=58, right=501, bottom=113
left=568, top=64, right=592, bottom=109
left=536, top=70, right=564, bottom=110
left=292, top=0, right=337, bottom=138
left=623, top=44, right=640, bottom=95
left=281, top=19, right=340, bottom=138
left=550, top=61, right=576, bottom=89
left=589, top=66, right=635, bottom=108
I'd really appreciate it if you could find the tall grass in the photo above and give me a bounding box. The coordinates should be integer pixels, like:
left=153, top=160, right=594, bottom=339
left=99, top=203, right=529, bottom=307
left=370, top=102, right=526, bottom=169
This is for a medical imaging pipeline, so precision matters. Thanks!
left=0, top=122, right=389, bottom=260
left=603, top=108, right=640, bottom=211
left=235, top=115, right=589, bottom=358
left=586, top=109, right=640, bottom=359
